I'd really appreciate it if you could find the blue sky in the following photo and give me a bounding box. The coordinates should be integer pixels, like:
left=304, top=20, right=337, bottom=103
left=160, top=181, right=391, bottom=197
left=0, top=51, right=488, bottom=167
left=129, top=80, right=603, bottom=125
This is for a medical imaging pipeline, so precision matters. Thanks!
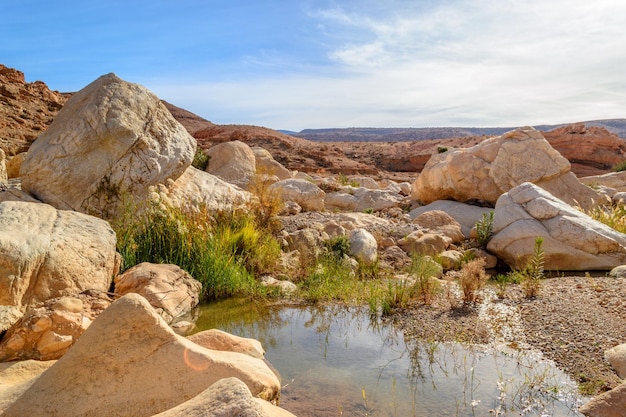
left=3, top=0, right=626, bottom=131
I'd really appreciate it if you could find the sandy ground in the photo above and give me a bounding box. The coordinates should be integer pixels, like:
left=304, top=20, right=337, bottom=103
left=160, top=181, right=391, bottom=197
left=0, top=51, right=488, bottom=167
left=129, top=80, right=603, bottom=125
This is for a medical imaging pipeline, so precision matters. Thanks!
left=389, top=274, right=626, bottom=396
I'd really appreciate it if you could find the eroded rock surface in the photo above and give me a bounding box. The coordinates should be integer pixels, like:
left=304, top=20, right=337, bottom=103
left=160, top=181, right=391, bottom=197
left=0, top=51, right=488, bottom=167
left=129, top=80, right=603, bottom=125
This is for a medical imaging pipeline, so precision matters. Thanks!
left=487, top=182, right=626, bottom=270
left=0, top=201, right=118, bottom=331
left=20, top=73, right=196, bottom=221
left=412, top=127, right=599, bottom=209
left=2, top=293, right=281, bottom=417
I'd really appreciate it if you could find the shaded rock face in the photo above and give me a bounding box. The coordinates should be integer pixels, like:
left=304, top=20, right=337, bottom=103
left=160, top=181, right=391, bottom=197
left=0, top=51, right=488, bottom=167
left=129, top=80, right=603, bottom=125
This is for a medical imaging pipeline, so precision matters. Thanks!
left=2, top=293, right=281, bottom=417
left=114, top=262, right=201, bottom=323
left=0, top=65, right=69, bottom=156
left=487, top=182, right=626, bottom=271
left=0, top=292, right=113, bottom=361
left=206, top=140, right=257, bottom=189
left=0, top=201, right=118, bottom=331
left=544, top=123, right=626, bottom=177
left=412, top=127, right=599, bottom=209
left=20, top=73, right=196, bottom=221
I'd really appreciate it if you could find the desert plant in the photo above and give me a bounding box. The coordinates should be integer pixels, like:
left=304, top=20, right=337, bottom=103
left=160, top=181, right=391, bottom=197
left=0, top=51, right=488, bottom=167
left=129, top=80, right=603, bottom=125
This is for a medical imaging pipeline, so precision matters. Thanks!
left=437, top=146, right=448, bottom=154
left=408, top=253, right=442, bottom=305
left=114, top=200, right=284, bottom=301
left=337, top=173, right=360, bottom=187
left=324, top=235, right=351, bottom=260
left=458, top=258, right=488, bottom=304
left=381, top=280, right=411, bottom=316
left=475, top=211, right=495, bottom=246
left=521, top=237, right=545, bottom=298
left=247, top=169, right=285, bottom=231
left=192, top=148, right=210, bottom=170
left=585, top=204, right=626, bottom=234
left=612, top=160, right=626, bottom=172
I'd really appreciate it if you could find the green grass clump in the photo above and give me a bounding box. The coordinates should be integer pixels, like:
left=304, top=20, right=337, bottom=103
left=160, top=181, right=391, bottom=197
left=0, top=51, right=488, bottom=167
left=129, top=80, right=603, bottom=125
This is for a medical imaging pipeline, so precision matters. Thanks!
left=612, top=160, right=626, bottom=172
left=192, top=148, right=210, bottom=171
left=114, top=201, right=280, bottom=301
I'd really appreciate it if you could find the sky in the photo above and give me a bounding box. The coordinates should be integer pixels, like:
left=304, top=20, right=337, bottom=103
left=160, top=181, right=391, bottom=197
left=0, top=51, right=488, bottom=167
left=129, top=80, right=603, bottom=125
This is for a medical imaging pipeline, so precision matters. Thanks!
left=2, top=0, right=626, bottom=131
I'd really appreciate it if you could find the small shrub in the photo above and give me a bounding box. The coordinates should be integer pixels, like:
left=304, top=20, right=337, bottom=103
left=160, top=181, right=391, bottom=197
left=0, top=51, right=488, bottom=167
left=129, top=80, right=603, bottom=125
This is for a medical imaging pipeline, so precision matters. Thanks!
left=521, top=237, right=545, bottom=298
left=458, top=258, right=488, bottom=304
left=192, top=148, right=210, bottom=171
left=363, top=208, right=374, bottom=214
left=491, top=273, right=520, bottom=299
left=408, top=253, right=442, bottom=305
left=612, top=160, right=626, bottom=172
left=475, top=211, right=494, bottom=246
left=381, top=280, right=411, bottom=316
left=324, top=235, right=351, bottom=260
left=585, top=204, right=626, bottom=234
left=437, top=146, right=448, bottom=154
left=337, top=173, right=360, bottom=187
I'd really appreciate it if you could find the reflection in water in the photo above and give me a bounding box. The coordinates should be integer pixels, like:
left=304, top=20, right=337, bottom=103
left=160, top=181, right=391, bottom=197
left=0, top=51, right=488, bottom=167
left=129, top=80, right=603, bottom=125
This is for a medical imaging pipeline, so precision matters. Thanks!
left=192, top=300, right=586, bottom=417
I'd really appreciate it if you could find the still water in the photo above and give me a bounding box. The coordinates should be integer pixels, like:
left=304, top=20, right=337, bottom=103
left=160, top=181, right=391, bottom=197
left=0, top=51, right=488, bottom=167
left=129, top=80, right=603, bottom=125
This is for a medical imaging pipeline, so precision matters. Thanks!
left=192, top=299, right=586, bottom=417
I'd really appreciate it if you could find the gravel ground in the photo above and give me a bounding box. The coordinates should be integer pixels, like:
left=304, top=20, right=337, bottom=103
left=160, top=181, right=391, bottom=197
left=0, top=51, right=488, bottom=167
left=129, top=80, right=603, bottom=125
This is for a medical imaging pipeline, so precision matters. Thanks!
left=389, top=274, right=626, bottom=396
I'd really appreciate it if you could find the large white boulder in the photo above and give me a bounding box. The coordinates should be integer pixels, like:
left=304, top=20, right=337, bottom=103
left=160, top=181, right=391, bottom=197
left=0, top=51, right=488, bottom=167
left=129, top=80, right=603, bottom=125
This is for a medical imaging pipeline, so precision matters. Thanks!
left=487, top=182, right=626, bottom=270
left=410, top=200, right=492, bottom=238
left=0, top=201, right=118, bottom=331
left=206, top=140, right=257, bottom=190
left=20, top=73, right=196, bottom=221
left=412, top=127, right=599, bottom=209
left=2, top=293, right=281, bottom=417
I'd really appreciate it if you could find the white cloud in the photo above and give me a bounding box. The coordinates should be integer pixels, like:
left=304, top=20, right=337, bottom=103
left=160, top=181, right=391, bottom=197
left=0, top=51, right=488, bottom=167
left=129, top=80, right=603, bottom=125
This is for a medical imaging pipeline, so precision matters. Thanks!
left=153, top=0, right=626, bottom=130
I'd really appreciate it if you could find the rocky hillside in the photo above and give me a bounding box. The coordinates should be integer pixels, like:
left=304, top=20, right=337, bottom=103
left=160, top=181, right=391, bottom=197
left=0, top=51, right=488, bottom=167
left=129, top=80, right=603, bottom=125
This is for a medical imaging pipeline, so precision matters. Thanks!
left=0, top=65, right=69, bottom=156
left=2, top=64, right=625, bottom=179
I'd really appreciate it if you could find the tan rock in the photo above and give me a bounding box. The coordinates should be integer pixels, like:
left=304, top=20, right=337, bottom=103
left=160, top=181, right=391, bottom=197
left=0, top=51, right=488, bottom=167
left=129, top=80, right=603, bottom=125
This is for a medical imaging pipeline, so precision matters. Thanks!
left=487, top=182, right=626, bottom=270
left=207, top=140, right=257, bottom=189
left=0, top=292, right=113, bottom=361
left=252, top=146, right=291, bottom=180
left=20, top=73, right=196, bottom=221
left=2, top=293, right=281, bottom=417
left=413, top=210, right=464, bottom=244
left=0, top=149, right=6, bottom=189
left=188, top=329, right=265, bottom=359
left=5, top=152, right=25, bottom=179
left=412, top=127, right=599, bottom=210
left=115, top=263, right=201, bottom=323
left=605, top=343, right=626, bottom=379
left=152, top=377, right=296, bottom=417
left=398, top=230, right=448, bottom=257
left=579, top=381, right=626, bottom=417
left=0, top=360, right=56, bottom=413
left=269, top=178, right=325, bottom=212
left=543, top=124, right=626, bottom=177
left=410, top=200, right=492, bottom=238
left=581, top=170, right=626, bottom=193
left=0, top=201, right=118, bottom=331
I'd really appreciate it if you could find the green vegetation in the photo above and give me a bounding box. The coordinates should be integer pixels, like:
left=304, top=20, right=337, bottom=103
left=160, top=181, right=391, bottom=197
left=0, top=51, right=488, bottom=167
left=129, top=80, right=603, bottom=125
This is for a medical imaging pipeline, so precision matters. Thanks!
left=114, top=201, right=280, bottom=301
left=337, top=173, right=360, bottom=188
left=191, top=148, right=210, bottom=171
left=437, top=146, right=448, bottom=154
left=475, top=211, right=494, bottom=246
left=612, top=160, right=626, bottom=172
left=408, top=253, right=442, bottom=306
left=520, top=237, right=545, bottom=298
